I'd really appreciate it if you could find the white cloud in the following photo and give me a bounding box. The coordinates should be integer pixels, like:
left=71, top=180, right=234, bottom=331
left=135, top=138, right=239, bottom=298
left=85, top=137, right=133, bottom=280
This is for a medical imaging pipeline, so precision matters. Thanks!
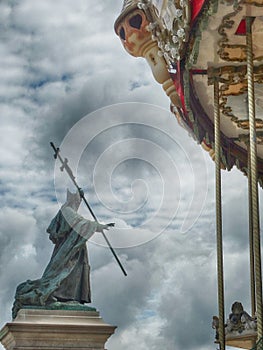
left=0, top=1, right=259, bottom=350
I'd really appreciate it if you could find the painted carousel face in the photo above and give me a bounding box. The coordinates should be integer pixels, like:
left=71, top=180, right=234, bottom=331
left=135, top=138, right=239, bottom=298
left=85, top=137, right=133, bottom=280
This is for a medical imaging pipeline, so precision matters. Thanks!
left=117, top=10, right=151, bottom=57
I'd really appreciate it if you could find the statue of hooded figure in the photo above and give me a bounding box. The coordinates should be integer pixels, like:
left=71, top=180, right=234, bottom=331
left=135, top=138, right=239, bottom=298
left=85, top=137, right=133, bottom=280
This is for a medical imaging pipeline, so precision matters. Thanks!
left=12, top=190, right=113, bottom=319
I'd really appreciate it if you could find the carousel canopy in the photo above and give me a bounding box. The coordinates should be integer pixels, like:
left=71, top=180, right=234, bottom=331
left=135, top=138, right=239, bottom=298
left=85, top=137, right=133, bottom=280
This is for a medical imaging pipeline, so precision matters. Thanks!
left=115, top=0, right=263, bottom=183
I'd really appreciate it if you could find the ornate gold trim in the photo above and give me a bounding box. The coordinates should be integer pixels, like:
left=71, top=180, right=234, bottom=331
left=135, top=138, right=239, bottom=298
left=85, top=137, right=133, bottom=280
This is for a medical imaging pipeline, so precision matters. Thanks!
left=244, top=0, right=263, bottom=6
left=208, top=65, right=263, bottom=134
left=218, top=2, right=245, bottom=62
left=218, top=1, right=263, bottom=62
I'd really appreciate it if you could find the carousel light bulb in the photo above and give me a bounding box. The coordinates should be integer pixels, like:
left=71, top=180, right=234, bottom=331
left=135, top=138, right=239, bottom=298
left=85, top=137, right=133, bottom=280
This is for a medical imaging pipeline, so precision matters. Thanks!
left=172, top=35, right=179, bottom=43
left=171, top=47, right=179, bottom=58
left=177, top=28, right=185, bottom=38
left=180, top=0, right=187, bottom=6
left=175, top=9, right=183, bottom=18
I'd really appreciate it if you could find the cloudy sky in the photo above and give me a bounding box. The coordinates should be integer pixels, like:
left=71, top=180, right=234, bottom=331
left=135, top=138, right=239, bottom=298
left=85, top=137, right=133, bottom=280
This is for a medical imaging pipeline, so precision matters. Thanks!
left=0, top=1, right=262, bottom=350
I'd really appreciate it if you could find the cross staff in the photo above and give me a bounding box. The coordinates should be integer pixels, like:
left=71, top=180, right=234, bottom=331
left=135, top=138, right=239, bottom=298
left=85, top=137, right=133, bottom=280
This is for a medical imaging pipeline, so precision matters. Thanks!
left=50, top=141, right=127, bottom=276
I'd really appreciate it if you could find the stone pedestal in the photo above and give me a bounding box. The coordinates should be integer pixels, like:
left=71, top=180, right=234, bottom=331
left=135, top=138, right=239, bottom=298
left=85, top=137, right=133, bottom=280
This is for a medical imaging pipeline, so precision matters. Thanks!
left=0, top=308, right=116, bottom=350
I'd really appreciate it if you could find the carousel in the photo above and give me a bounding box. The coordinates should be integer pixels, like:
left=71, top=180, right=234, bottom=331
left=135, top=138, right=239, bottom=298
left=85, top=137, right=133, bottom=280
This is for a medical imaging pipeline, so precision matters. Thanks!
left=114, top=0, right=263, bottom=349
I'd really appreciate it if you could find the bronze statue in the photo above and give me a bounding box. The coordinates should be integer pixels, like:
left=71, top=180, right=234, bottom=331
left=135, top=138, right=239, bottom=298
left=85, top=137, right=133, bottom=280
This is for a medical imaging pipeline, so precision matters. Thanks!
left=12, top=190, right=113, bottom=319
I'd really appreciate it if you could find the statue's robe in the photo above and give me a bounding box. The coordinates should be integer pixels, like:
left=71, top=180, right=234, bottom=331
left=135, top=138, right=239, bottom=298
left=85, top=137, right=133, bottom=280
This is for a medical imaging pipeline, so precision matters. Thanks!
left=12, top=206, right=103, bottom=319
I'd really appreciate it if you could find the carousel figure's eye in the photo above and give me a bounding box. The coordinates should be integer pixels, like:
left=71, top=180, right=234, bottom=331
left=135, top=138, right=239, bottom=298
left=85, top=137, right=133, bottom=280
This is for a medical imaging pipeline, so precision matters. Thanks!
left=120, top=27, right=126, bottom=40
left=129, top=14, right=142, bottom=29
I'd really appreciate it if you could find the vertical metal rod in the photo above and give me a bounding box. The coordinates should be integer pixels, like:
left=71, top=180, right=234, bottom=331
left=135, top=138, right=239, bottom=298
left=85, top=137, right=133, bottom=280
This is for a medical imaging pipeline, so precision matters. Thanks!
left=247, top=144, right=256, bottom=317
left=214, top=77, right=225, bottom=350
left=246, top=16, right=263, bottom=340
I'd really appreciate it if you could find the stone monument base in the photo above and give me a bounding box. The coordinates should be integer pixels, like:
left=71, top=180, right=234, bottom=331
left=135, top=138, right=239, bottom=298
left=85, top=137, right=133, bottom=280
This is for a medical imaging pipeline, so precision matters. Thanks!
left=0, top=308, right=116, bottom=350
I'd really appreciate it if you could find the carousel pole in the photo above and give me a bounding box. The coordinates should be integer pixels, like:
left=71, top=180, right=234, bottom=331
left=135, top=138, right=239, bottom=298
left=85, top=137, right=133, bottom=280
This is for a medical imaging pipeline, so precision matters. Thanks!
left=246, top=16, right=263, bottom=341
left=247, top=143, right=256, bottom=317
left=214, top=76, right=225, bottom=350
